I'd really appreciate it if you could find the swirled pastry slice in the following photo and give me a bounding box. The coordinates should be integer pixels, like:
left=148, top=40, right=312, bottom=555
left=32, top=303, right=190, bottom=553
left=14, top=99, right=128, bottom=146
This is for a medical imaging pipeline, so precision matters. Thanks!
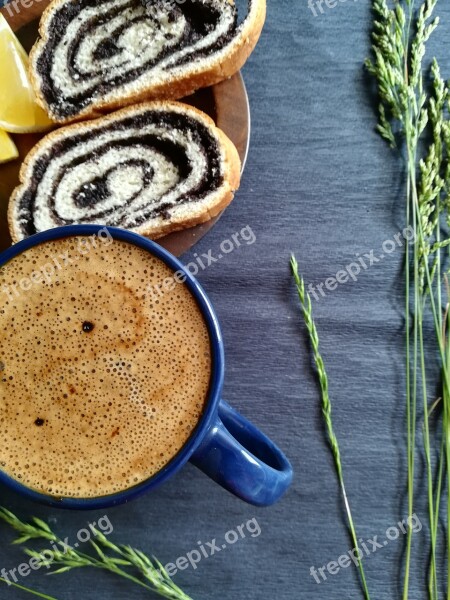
left=30, top=0, right=266, bottom=123
left=8, top=101, right=241, bottom=242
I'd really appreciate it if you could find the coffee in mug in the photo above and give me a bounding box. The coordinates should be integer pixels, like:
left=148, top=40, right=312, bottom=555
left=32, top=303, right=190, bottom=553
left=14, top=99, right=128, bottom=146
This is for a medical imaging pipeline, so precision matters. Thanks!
left=0, top=233, right=211, bottom=498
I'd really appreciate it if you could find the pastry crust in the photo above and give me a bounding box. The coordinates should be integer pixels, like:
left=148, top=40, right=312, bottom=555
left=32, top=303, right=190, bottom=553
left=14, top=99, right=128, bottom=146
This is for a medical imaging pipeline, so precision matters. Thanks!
left=29, top=0, right=266, bottom=123
left=8, top=101, right=242, bottom=243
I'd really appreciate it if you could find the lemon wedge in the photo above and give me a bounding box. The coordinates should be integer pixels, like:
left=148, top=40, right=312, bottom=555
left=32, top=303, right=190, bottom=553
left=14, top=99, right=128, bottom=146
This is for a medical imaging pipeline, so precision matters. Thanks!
left=0, top=14, right=54, bottom=133
left=0, top=129, right=19, bottom=164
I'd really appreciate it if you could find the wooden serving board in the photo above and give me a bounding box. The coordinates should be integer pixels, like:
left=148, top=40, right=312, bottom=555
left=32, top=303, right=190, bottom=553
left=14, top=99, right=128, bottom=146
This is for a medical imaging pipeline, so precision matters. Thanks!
left=0, top=1, right=250, bottom=257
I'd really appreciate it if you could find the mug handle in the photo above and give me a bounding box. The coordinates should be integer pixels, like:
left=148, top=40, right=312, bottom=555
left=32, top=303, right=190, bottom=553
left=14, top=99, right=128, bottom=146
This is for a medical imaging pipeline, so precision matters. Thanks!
left=190, top=400, right=293, bottom=506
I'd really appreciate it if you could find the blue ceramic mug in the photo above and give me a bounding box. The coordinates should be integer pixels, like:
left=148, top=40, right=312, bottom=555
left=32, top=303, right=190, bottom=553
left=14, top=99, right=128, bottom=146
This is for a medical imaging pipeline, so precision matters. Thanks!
left=0, top=225, right=293, bottom=509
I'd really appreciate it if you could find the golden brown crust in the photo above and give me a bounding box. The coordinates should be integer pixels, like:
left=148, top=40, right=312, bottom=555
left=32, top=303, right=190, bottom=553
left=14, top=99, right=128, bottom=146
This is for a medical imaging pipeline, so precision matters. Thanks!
left=28, top=0, right=266, bottom=123
left=8, top=101, right=242, bottom=243
left=7, top=195, right=16, bottom=243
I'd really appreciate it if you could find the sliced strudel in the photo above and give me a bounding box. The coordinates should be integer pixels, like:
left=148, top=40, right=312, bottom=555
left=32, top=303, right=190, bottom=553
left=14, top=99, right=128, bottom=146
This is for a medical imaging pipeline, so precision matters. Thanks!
left=8, top=101, right=241, bottom=242
left=30, top=0, right=266, bottom=123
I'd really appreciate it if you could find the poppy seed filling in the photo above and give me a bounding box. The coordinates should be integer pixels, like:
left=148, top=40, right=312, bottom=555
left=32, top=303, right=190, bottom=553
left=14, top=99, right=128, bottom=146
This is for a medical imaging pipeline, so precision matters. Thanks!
left=35, top=0, right=242, bottom=119
left=14, top=110, right=225, bottom=239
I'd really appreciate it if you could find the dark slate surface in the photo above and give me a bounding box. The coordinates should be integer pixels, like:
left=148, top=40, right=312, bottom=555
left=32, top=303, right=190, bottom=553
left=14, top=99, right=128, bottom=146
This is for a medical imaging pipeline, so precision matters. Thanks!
left=2, top=1, right=450, bottom=598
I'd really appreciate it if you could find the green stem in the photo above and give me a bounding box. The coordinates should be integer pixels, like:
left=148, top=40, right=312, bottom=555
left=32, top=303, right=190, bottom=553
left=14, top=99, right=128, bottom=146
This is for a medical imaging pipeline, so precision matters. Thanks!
left=445, top=308, right=450, bottom=600
left=51, top=551, right=182, bottom=599
left=419, top=309, right=437, bottom=600
left=433, top=435, right=445, bottom=545
left=46, top=547, right=192, bottom=600
left=409, top=144, right=438, bottom=600
left=91, top=562, right=155, bottom=592
left=403, top=5, right=416, bottom=591
left=409, top=151, right=450, bottom=600
left=291, top=256, right=371, bottom=600
left=429, top=188, right=444, bottom=600
left=403, top=152, right=414, bottom=600
left=0, top=578, right=58, bottom=600
left=431, top=207, right=449, bottom=580
left=369, top=2, right=449, bottom=599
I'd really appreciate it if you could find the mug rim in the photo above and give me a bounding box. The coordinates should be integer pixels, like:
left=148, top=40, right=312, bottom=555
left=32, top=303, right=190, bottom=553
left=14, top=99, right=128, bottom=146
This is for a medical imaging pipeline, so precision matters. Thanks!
left=0, top=225, right=225, bottom=509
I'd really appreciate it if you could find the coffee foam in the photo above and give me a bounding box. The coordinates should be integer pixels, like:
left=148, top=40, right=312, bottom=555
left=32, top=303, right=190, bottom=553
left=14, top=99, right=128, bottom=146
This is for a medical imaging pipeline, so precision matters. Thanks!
left=0, top=236, right=211, bottom=498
